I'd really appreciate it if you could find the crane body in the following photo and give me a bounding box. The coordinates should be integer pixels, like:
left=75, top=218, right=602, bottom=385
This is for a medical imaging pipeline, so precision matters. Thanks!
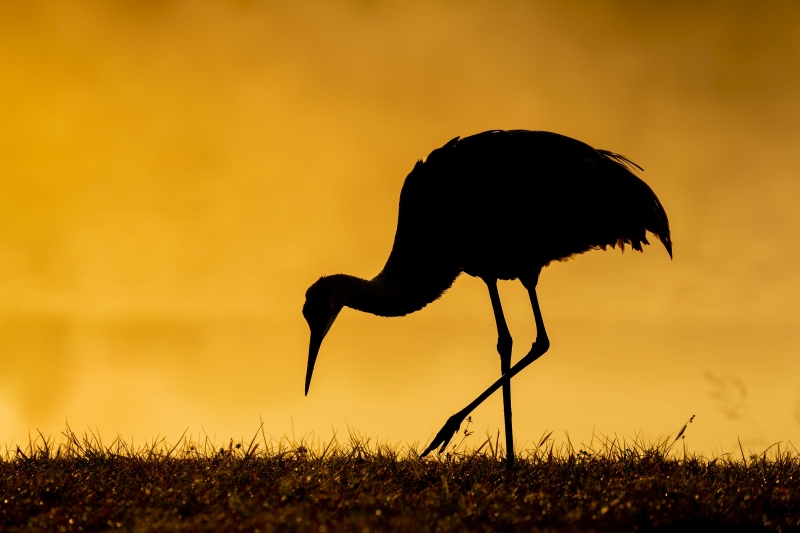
left=302, top=130, right=672, bottom=465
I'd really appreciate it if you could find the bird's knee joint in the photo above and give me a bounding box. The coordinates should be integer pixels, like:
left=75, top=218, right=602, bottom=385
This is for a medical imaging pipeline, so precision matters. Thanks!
left=496, top=334, right=513, bottom=359
left=536, top=336, right=550, bottom=353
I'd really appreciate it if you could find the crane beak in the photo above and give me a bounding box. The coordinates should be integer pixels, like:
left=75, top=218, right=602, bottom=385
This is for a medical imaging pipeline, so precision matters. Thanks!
left=305, top=331, right=323, bottom=396
left=304, top=309, right=340, bottom=396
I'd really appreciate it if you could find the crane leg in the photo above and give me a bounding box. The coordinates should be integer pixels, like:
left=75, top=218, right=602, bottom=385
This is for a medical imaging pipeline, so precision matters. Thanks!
left=485, top=279, right=515, bottom=466
left=422, top=281, right=549, bottom=459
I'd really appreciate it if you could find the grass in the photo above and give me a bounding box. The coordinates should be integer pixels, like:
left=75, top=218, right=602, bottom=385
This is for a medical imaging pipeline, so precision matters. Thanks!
left=2, top=420, right=799, bottom=532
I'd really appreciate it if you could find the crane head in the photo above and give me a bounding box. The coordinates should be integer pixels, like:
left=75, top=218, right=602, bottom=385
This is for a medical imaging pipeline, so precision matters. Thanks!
left=303, top=276, right=344, bottom=396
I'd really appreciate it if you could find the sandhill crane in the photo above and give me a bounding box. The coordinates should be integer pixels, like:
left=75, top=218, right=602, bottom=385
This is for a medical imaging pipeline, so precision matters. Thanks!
left=302, top=130, right=672, bottom=465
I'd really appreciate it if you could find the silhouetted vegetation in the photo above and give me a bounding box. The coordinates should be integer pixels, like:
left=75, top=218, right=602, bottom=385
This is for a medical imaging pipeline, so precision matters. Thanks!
left=2, top=424, right=799, bottom=532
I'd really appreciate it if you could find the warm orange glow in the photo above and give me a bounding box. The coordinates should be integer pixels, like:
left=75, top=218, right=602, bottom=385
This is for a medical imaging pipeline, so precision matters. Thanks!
left=1, top=1, right=798, bottom=454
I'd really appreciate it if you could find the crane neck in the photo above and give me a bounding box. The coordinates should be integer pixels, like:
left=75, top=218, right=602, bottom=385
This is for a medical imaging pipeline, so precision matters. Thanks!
left=331, top=270, right=458, bottom=318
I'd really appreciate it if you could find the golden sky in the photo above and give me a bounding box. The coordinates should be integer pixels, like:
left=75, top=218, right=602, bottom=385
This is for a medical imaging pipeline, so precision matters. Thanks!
left=1, top=0, right=798, bottom=454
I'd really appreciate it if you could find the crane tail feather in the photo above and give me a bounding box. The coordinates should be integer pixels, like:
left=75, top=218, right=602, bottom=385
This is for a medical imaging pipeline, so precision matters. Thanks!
left=598, top=149, right=672, bottom=260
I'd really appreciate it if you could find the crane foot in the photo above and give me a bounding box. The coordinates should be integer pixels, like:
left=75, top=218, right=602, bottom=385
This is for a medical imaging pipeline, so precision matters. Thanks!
left=420, top=411, right=467, bottom=457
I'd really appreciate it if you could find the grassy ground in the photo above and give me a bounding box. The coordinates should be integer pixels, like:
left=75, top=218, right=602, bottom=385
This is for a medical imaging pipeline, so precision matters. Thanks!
left=2, top=421, right=799, bottom=532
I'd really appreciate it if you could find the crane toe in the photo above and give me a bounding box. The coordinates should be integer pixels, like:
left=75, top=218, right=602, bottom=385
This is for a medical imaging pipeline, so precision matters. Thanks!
left=421, top=411, right=467, bottom=457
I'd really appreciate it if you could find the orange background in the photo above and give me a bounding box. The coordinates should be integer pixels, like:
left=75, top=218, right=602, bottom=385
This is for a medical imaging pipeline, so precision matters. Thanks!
left=1, top=0, right=798, bottom=454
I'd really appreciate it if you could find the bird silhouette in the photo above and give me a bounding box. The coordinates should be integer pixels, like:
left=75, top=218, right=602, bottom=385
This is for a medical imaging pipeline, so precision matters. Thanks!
left=302, top=130, right=672, bottom=466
